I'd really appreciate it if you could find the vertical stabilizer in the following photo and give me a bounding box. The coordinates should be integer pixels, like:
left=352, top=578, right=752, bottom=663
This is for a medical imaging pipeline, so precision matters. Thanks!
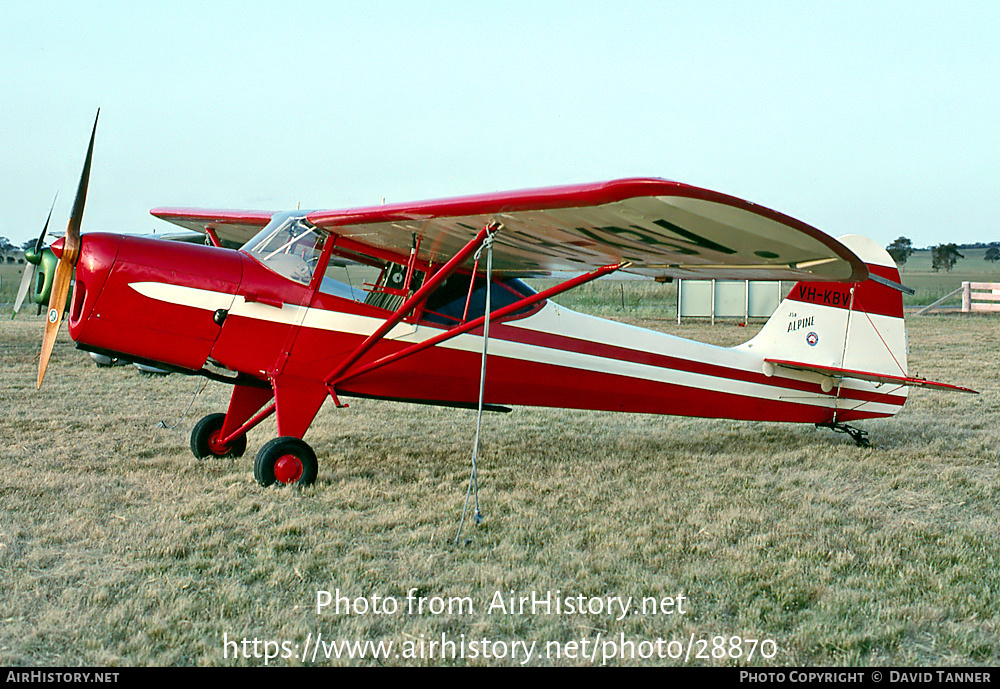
left=740, top=234, right=910, bottom=420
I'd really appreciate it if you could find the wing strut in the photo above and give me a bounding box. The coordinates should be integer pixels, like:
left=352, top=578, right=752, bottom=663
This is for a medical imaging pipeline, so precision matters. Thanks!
left=330, top=260, right=627, bottom=387
left=322, top=222, right=497, bottom=387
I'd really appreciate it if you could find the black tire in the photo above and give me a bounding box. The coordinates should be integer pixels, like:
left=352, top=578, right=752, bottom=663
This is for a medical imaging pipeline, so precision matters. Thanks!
left=254, top=437, right=318, bottom=487
left=190, top=413, right=247, bottom=459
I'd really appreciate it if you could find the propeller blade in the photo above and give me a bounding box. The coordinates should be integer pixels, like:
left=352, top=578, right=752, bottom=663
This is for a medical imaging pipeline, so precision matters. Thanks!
left=37, top=109, right=99, bottom=388
left=37, top=257, right=73, bottom=388
left=63, top=109, right=100, bottom=262
left=35, top=193, right=58, bottom=254
left=12, top=264, right=35, bottom=318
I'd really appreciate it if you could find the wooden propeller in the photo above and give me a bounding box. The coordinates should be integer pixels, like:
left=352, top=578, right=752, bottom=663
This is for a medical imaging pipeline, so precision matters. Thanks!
left=38, top=110, right=98, bottom=389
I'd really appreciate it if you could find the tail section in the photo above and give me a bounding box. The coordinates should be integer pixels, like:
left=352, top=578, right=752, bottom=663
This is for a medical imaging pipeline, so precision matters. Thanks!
left=742, top=234, right=910, bottom=420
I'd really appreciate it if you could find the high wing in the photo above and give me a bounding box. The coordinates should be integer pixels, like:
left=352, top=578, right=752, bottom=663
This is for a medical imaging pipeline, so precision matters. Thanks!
left=150, top=208, right=274, bottom=247
left=765, top=359, right=979, bottom=394
left=307, top=178, right=867, bottom=282
left=153, top=178, right=867, bottom=282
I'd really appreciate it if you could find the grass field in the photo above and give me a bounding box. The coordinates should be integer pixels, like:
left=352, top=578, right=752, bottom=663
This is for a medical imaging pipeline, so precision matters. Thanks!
left=1, top=295, right=997, bottom=666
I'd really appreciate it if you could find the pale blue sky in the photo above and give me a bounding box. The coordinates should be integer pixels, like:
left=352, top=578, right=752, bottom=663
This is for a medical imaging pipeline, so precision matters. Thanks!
left=2, top=1, right=997, bottom=249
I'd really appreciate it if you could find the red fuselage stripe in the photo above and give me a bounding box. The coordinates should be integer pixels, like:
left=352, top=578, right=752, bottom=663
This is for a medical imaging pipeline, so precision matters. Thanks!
left=481, top=322, right=907, bottom=406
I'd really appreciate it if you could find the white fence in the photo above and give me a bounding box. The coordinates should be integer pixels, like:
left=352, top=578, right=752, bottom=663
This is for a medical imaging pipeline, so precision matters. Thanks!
left=963, top=282, right=1000, bottom=313
left=677, top=280, right=790, bottom=324
left=916, top=281, right=1000, bottom=315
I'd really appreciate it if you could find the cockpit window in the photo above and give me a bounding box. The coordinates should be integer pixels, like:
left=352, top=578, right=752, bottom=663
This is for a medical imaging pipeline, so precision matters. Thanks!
left=240, top=217, right=544, bottom=323
left=421, top=275, right=539, bottom=326
left=241, top=212, right=326, bottom=285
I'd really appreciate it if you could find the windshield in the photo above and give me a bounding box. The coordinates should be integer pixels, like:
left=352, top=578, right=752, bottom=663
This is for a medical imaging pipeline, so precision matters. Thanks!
left=241, top=212, right=326, bottom=284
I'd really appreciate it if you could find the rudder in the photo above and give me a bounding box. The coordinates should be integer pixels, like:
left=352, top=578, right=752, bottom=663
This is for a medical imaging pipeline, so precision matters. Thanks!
left=742, top=234, right=910, bottom=404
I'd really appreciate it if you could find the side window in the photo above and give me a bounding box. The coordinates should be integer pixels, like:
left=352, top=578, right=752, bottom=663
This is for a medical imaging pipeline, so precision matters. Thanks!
left=317, top=260, right=370, bottom=301
left=313, top=259, right=424, bottom=307
left=421, top=276, right=539, bottom=326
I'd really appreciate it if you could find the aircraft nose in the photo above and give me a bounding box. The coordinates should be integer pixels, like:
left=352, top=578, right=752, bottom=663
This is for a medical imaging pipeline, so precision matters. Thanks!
left=67, top=233, right=122, bottom=336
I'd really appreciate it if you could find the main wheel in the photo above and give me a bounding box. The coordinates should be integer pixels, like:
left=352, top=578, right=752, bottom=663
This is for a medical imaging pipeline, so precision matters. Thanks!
left=254, top=437, right=318, bottom=487
left=190, top=413, right=247, bottom=459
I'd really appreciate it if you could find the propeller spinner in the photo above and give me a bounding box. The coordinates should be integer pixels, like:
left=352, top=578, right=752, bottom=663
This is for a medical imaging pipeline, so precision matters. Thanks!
left=37, top=110, right=99, bottom=388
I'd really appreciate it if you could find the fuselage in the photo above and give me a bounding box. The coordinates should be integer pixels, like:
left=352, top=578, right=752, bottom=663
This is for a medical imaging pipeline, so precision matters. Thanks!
left=66, top=232, right=904, bottom=426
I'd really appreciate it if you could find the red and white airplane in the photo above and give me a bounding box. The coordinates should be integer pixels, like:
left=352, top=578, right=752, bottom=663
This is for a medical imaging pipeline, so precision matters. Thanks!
left=37, top=114, right=975, bottom=487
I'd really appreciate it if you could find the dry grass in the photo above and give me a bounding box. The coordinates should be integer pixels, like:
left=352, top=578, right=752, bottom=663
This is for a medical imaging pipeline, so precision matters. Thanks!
left=0, top=309, right=997, bottom=666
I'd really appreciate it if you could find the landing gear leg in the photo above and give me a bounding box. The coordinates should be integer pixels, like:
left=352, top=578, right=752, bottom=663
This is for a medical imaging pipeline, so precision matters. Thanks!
left=250, top=374, right=329, bottom=488
left=816, top=421, right=871, bottom=448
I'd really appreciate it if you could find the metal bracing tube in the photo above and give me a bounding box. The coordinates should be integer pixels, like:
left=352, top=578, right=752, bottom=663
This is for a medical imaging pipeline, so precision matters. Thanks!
left=332, top=262, right=626, bottom=386
left=323, top=224, right=494, bottom=385
left=219, top=401, right=276, bottom=447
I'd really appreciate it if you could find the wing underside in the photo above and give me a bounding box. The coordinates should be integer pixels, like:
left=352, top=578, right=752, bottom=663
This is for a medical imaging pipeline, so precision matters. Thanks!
left=306, top=179, right=866, bottom=281
left=150, top=208, right=274, bottom=248
left=153, top=178, right=867, bottom=283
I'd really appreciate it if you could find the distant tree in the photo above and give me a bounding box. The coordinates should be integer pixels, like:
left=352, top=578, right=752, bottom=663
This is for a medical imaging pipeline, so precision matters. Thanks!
left=886, top=236, right=914, bottom=266
left=21, top=238, right=38, bottom=251
left=0, top=236, right=12, bottom=253
left=986, top=246, right=1000, bottom=263
left=931, top=244, right=964, bottom=272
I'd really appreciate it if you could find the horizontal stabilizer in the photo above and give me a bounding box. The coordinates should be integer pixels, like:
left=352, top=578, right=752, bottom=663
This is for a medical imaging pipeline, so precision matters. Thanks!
left=765, top=359, right=978, bottom=394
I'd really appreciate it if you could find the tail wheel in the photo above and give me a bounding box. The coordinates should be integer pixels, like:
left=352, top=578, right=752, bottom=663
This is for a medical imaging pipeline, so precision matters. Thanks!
left=190, top=413, right=247, bottom=459
left=255, top=437, right=318, bottom=487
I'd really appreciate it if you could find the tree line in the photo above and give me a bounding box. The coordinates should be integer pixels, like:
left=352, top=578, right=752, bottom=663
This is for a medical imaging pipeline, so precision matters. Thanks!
left=887, top=237, right=1000, bottom=272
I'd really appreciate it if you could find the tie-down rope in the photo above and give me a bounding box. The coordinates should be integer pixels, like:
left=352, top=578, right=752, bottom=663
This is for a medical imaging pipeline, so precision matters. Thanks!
left=157, top=376, right=208, bottom=429
left=455, top=230, right=496, bottom=543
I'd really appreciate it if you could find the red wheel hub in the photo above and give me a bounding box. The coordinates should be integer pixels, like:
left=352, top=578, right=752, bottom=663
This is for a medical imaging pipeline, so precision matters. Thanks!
left=274, top=454, right=304, bottom=484
left=207, top=429, right=230, bottom=455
